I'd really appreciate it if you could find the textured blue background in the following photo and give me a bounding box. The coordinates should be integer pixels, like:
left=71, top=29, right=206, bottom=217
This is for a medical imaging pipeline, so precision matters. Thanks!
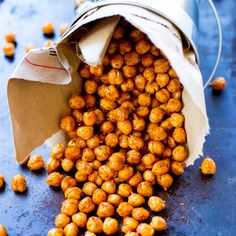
left=0, top=0, right=235, bottom=235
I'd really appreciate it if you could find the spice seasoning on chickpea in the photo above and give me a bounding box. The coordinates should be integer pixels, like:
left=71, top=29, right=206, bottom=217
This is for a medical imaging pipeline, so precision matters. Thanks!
left=200, top=157, right=216, bottom=175
left=148, top=196, right=165, bottom=212
left=64, top=187, right=82, bottom=200
left=79, top=197, right=95, bottom=213
left=107, top=194, right=123, bottom=206
left=11, top=174, right=27, bottom=192
left=117, top=202, right=134, bottom=217
left=48, top=228, right=64, bottom=236
left=103, top=217, right=119, bottom=235
left=150, top=216, right=167, bottom=231
left=63, top=222, right=78, bottom=236
left=27, top=154, right=44, bottom=171
left=87, top=217, right=103, bottom=234
left=157, top=173, right=174, bottom=190
left=137, top=181, right=153, bottom=197
left=132, top=207, right=150, bottom=221
left=61, top=176, right=77, bottom=192
left=136, top=223, right=155, bottom=236
left=55, top=213, right=70, bottom=228
left=46, top=172, right=63, bottom=187
left=72, top=212, right=87, bottom=228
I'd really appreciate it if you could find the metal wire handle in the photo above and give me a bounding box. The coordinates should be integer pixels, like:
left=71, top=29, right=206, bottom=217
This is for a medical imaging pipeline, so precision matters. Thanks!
left=204, top=0, right=222, bottom=88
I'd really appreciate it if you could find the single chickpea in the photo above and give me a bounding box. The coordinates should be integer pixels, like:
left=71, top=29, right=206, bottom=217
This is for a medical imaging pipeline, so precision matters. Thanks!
left=65, top=187, right=82, bottom=200
left=67, top=139, right=77, bottom=147
left=108, top=152, right=126, bottom=171
left=136, top=223, right=155, bottom=236
left=87, top=217, right=103, bottom=234
left=110, top=54, right=124, bottom=69
left=147, top=123, right=167, bottom=141
left=145, top=81, right=159, bottom=94
left=171, top=161, right=185, bottom=175
left=119, top=134, right=129, bottom=148
left=103, top=217, right=119, bottom=235
left=157, top=173, right=174, bottom=190
left=119, top=40, right=132, bottom=54
left=151, top=97, right=160, bottom=108
left=60, top=116, right=75, bottom=133
left=88, top=171, right=103, bottom=186
left=156, top=73, right=170, bottom=88
left=97, top=202, right=115, bottom=218
left=50, top=144, right=65, bottom=159
left=98, top=84, right=106, bottom=98
left=141, top=153, right=157, bottom=169
left=162, top=146, right=172, bottom=158
left=61, top=176, right=77, bottom=192
left=75, top=138, right=87, bottom=149
left=200, top=157, right=216, bottom=175
left=75, top=172, right=88, bottom=183
left=113, top=26, right=125, bottom=39
left=102, top=180, right=116, bottom=194
left=117, top=120, right=132, bottom=135
left=172, top=127, right=187, bottom=143
left=128, top=193, right=145, bottom=207
left=137, top=181, right=153, bottom=197
left=167, top=137, right=176, bottom=149
left=61, top=199, right=78, bottom=216
left=150, top=44, right=159, bottom=56
left=108, top=40, right=118, bottom=54
left=100, top=121, right=114, bottom=135
left=104, top=85, right=120, bottom=101
left=148, top=196, right=165, bottom=212
left=122, top=65, right=137, bottom=79
left=5, top=32, right=16, bottom=43
left=107, top=194, right=123, bottom=206
left=46, top=172, right=63, bottom=187
left=82, top=111, right=97, bottom=126
left=152, top=159, right=171, bottom=176
left=11, top=174, right=26, bottom=192
left=150, top=216, right=167, bottom=231
left=77, top=126, right=94, bottom=140
left=27, top=154, right=44, bottom=171
left=0, top=175, right=4, bottom=189
left=25, top=43, right=35, bottom=53
left=65, top=146, right=81, bottom=161
left=100, top=98, right=117, bottom=111
left=153, top=59, right=170, bottom=74
left=94, top=145, right=112, bottom=162
left=79, top=64, right=92, bottom=79
left=84, top=94, right=96, bottom=108
left=90, top=65, right=103, bottom=77
left=117, top=183, right=132, bottom=198
left=167, top=78, right=181, bottom=93
left=84, top=80, right=98, bottom=95
left=99, top=165, right=114, bottom=181
left=117, top=202, right=134, bottom=217
left=170, top=113, right=184, bottom=128
left=168, top=67, right=178, bottom=78
left=172, top=145, right=188, bottom=161
left=141, top=53, right=154, bottom=67
left=82, top=182, right=98, bottom=196
left=108, top=68, right=124, bottom=85
left=91, top=160, right=102, bottom=171
left=121, top=101, right=135, bottom=113
left=72, top=212, right=87, bottom=228
left=132, top=208, right=150, bottom=222
left=143, top=67, right=156, bottom=82
left=76, top=160, right=93, bottom=175
left=136, top=163, right=147, bottom=173
left=0, top=225, right=7, bottom=236
left=136, top=106, right=149, bottom=118
left=132, top=114, right=145, bottom=132
left=92, top=189, right=107, bottom=205
left=42, top=22, right=54, bottom=35
left=94, top=109, right=105, bottom=125
left=107, top=107, right=129, bottom=122
left=72, top=110, right=83, bottom=125
left=79, top=197, right=95, bottom=213
left=118, top=165, right=134, bottom=181
left=128, top=135, right=144, bottom=151
left=137, top=93, right=151, bottom=107
left=161, top=118, right=173, bottom=131
left=155, top=88, right=170, bottom=104
left=128, top=172, right=143, bottom=187
left=143, top=170, right=156, bottom=185
left=166, top=98, right=183, bottom=113
left=48, top=228, right=63, bottom=236
left=82, top=148, right=95, bottom=162
left=63, top=222, right=78, bottom=236
left=121, top=217, right=139, bottom=233
left=210, top=77, right=227, bottom=90
left=60, top=23, right=68, bottom=35
left=105, top=133, right=119, bottom=147
left=135, top=74, right=147, bottom=91
left=124, top=51, right=140, bottom=66
left=148, top=140, right=164, bottom=155
left=127, top=150, right=141, bottom=165
left=55, top=213, right=70, bottom=228
left=149, top=107, right=165, bottom=124
left=121, top=79, right=135, bottom=93
left=136, top=39, right=151, bottom=55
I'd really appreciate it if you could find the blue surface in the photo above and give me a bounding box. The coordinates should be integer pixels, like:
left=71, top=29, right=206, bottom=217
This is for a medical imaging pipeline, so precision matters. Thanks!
left=0, top=0, right=235, bottom=235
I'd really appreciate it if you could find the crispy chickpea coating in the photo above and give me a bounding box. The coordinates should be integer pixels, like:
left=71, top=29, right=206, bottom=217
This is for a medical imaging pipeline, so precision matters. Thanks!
left=79, top=197, right=95, bottom=213
left=72, top=110, right=83, bottom=125
left=84, top=80, right=98, bottom=95
left=145, top=81, right=159, bottom=94
left=132, top=114, right=145, bottom=132
left=149, top=107, right=165, bottom=124
left=210, top=77, right=227, bottom=90
left=168, top=136, right=177, bottom=149
left=166, top=98, right=183, bottom=113
left=141, top=153, right=157, bottom=169
left=82, top=148, right=95, bottom=162
left=42, top=22, right=54, bottom=35
left=136, top=163, right=147, bottom=173
left=61, top=199, right=78, bottom=216
left=97, top=202, right=115, bottom=218
left=25, top=43, right=35, bottom=53
left=121, top=101, right=135, bottom=113
left=141, top=53, right=154, bottom=67
left=171, top=161, right=186, bottom=175
left=92, top=189, right=107, bottom=205
left=119, top=134, right=129, bottom=148
left=168, top=67, right=178, bottom=78
left=143, top=67, right=156, bottom=82
left=46, top=172, right=63, bottom=187
left=162, top=146, right=172, bottom=158
left=100, top=98, right=117, bottom=111
left=61, top=176, right=77, bottom=192
left=63, top=222, right=78, bottom=236
left=200, top=157, right=216, bottom=175
left=91, top=161, right=102, bottom=171
left=65, top=146, right=81, bottom=161
left=148, top=140, right=164, bottom=155
left=75, top=172, right=88, bottom=183
left=55, top=213, right=70, bottom=228
left=167, top=78, right=181, bottom=93
left=132, top=207, right=150, bottom=222
left=83, top=111, right=97, bottom=126
left=136, top=223, right=154, bottom=236
left=48, top=228, right=63, bottom=236
left=128, top=172, right=143, bottom=187
left=137, top=181, right=153, bottom=197
left=161, top=118, right=173, bottom=131
left=136, top=106, right=149, bottom=118
left=98, top=84, right=106, bottom=97
left=150, top=45, right=159, bottom=56
left=152, top=159, right=171, bottom=175
left=156, top=73, right=170, bottom=88
left=113, top=26, right=125, bottom=39
left=153, top=59, right=170, bottom=74
left=157, top=173, right=174, bottom=190
left=82, top=182, right=98, bottom=196
left=135, top=74, right=147, bottom=91
left=150, top=216, right=167, bottom=231
left=99, top=165, right=114, bottom=181
left=107, top=194, right=123, bottom=206
left=108, top=107, right=129, bottom=122
left=65, top=187, right=82, bottom=200
left=143, top=170, right=156, bottom=185
left=148, top=196, right=165, bottom=212
left=94, top=145, right=112, bottom=161
left=151, top=98, right=160, bottom=108
left=127, top=150, right=141, bottom=165
left=118, top=165, right=134, bottom=181
left=136, top=39, right=151, bottom=55
left=105, top=133, right=119, bottom=147
left=50, top=144, right=65, bottom=160
left=118, top=92, right=131, bottom=104
left=108, top=68, right=124, bottom=85
left=69, top=95, right=85, bottom=110
left=11, top=174, right=27, bottom=192
left=128, top=135, right=144, bottom=151
left=124, top=51, right=140, bottom=66
left=90, top=65, right=103, bottom=77
left=121, top=217, right=139, bottom=233
left=111, top=54, right=124, bottom=69
left=170, top=113, right=184, bottom=128
left=129, top=28, right=144, bottom=42
left=102, top=180, right=116, bottom=194
left=103, top=217, right=119, bottom=235
left=77, top=126, right=94, bottom=140
left=108, top=152, right=126, bottom=171
left=87, top=217, right=103, bottom=234
left=79, top=64, right=92, bottom=79
left=27, top=154, right=44, bottom=171
left=128, top=193, right=145, bottom=207
left=137, top=93, right=151, bottom=107
left=147, top=124, right=167, bottom=141
left=122, top=65, right=137, bottom=79
left=0, top=175, right=4, bottom=189
left=172, top=145, right=188, bottom=161
left=95, top=109, right=105, bottom=125
left=72, top=212, right=87, bottom=228
left=76, top=160, right=93, bottom=175
left=117, top=183, right=132, bottom=197
left=119, top=40, right=132, bottom=54
left=104, top=85, right=120, bottom=101
left=117, top=202, right=134, bottom=217
left=117, top=120, right=132, bottom=135
left=108, top=40, right=118, bottom=54
left=60, top=116, right=75, bottom=133
left=121, top=79, right=135, bottom=93
left=172, top=127, right=187, bottom=143
left=84, top=94, right=96, bottom=108
left=155, top=88, right=170, bottom=103
left=100, top=121, right=115, bottom=135
left=88, top=171, right=103, bottom=186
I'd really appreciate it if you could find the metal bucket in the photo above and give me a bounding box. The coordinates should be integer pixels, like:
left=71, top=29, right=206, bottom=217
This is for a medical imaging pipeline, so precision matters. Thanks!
left=73, top=0, right=222, bottom=87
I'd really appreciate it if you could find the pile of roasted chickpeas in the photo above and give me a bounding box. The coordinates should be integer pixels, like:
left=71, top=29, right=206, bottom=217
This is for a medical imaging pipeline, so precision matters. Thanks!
left=45, top=19, right=189, bottom=236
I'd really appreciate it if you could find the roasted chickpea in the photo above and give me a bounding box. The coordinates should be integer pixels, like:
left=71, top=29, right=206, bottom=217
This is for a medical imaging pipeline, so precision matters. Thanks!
left=111, top=54, right=124, bottom=69
left=135, top=74, right=147, bottom=91
left=149, top=44, right=159, bottom=56
left=76, top=160, right=93, bottom=175
left=166, top=98, right=183, bottom=113
left=172, top=127, right=187, bottom=143
left=151, top=97, right=160, bottom=108
left=72, top=110, right=83, bottom=125
left=108, top=68, right=124, bottom=85
left=172, top=145, right=188, bottom=161
left=98, top=84, right=106, bottom=97
left=69, top=95, right=85, bottom=110
left=137, top=93, right=151, bottom=107
left=153, top=58, right=170, bottom=74
left=82, top=182, right=98, bottom=196
left=149, top=107, right=165, bottom=124
left=46, top=172, right=63, bottom=187
left=100, top=121, right=115, bottom=135
left=128, top=172, right=143, bottom=187
left=147, top=141, right=164, bottom=156
left=113, top=26, right=125, bottom=39
left=84, top=80, right=98, bottom=95
left=132, top=207, right=150, bottom=222
left=105, top=133, right=119, bottom=147
left=121, top=101, right=135, bottom=113
left=119, top=134, right=129, bottom=148
left=27, top=154, right=44, bottom=171
left=104, top=85, right=120, bottom=102
left=137, top=181, right=153, bottom=197
left=128, top=193, right=145, bottom=207
left=128, top=135, right=144, bottom=151
left=97, top=202, right=115, bottom=218
left=84, top=94, right=96, bottom=108
left=82, top=111, right=97, bottom=126
left=136, top=223, right=155, bottom=236
left=117, top=183, right=132, bottom=198
left=65, top=146, right=81, bottom=161
left=210, top=77, right=227, bottom=91
left=0, top=175, right=4, bottom=189
left=79, top=64, right=92, bottom=79
left=48, top=228, right=63, bottom=236
left=108, top=40, right=118, bottom=54
left=171, top=161, right=185, bottom=175
left=157, top=173, right=174, bottom=190
left=170, top=113, right=184, bottom=128
left=126, top=150, right=141, bottom=165
left=95, top=109, right=105, bottom=125
left=91, top=160, right=102, bottom=170
left=91, top=188, right=106, bottom=205
left=77, top=126, right=94, bottom=140
left=90, top=65, right=103, bottom=77
left=50, top=144, right=65, bottom=159
left=60, top=116, right=75, bottom=133
left=121, top=217, right=139, bottom=233
left=0, top=225, right=7, bottom=236
left=64, top=187, right=82, bottom=200
left=200, top=157, right=216, bottom=175
left=136, top=39, right=151, bottom=55
left=102, top=180, right=116, bottom=194
left=103, top=217, right=119, bottom=235
left=143, top=170, right=156, bottom=185
left=117, top=202, right=134, bottom=217
left=81, top=148, right=95, bottom=162
left=143, top=67, right=156, bottom=82
left=55, top=213, right=70, bottom=228
left=122, top=65, right=137, bottom=79
left=131, top=114, right=145, bottom=132
left=79, top=197, right=95, bottom=213
left=121, top=79, right=135, bottom=93
left=88, top=171, right=103, bottom=186
left=108, top=107, right=129, bottom=122
left=107, top=194, right=123, bottom=206
left=148, top=196, right=165, bottom=212
left=86, top=217, right=103, bottom=234
left=136, top=106, right=149, bottom=118
left=100, top=98, right=117, bottom=111
left=155, top=88, right=170, bottom=104
left=108, top=152, right=126, bottom=171
left=11, top=174, right=27, bottom=192
left=119, top=40, right=132, bottom=54
left=42, top=22, right=54, bottom=35
left=118, top=165, right=134, bottom=181
left=147, top=123, right=167, bottom=141
left=136, top=163, right=147, bottom=173
left=129, top=28, right=144, bottom=42
left=5, top=32, right=16, bottom=43
left=145, top=81, right=159, bottom=94
left=61, top=199, right=78, bottom=216
left=124, top=51, right=140, bottom=66
left=155, top=73, right=169, bottom=88
left=117, top=120, right=132, bottom=135
left=167, top=78, right=181, bottom=93
left=75, top=172, right=88, bottom=183
left=99, top=165, right=114, bottom=181
left=94, top=145, right=112, bottom=161
left=61, top=176, right=77, bottom=192
left=150, top=216, right=167, bottom=231
left=140, top=153, right=156, bottom=169
left=72, top=212, right=87, bottom=228
left=63, top=222, right=78, bottom=236
left=161, top=118, right=173, bottom=131
left=141, top=53, right=154, bottom=67
left=118, top=92, right=131, bottom=104
left=152, top=158, right=171, bottom=175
